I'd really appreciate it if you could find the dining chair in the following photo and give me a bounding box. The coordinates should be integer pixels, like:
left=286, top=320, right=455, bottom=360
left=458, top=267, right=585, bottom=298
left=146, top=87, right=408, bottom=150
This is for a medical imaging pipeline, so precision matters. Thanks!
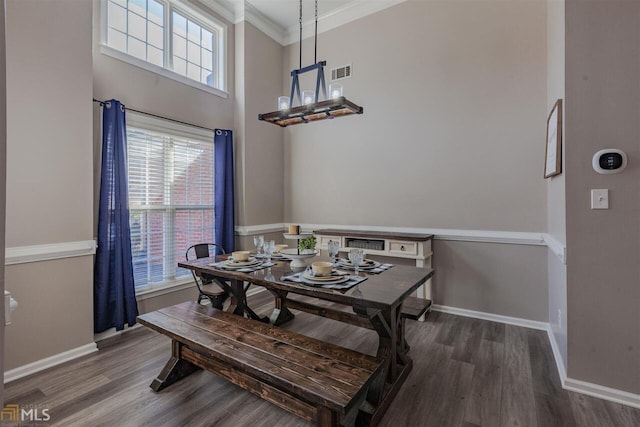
left=185, top=243, right=229, bottom=309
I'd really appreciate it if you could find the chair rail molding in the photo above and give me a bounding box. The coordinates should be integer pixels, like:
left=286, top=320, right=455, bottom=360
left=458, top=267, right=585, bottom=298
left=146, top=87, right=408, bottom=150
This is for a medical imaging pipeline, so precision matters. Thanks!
left=543, top=233, right=567, bottom=264
left=297, top=223, right=547, bottom=246
left=235, top=223, right=287, bottom=236
left=5, top=240, right=97, bottom=265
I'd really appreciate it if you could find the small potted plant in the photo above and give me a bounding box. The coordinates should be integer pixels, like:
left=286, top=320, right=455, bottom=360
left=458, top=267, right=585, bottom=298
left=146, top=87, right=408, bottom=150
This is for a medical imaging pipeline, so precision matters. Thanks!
left=298, top=235, right=317, bottom=254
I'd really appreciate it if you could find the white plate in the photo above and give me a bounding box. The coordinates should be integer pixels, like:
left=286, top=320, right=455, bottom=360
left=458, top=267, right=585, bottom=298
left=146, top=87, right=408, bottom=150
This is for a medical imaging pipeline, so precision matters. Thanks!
left=225, top=257, right=259, bottom=267
left=302, top=270, right=347, bottom=282
left=300, top=274, right=349, bottom=286
left=223, top=261, right=261, bottom=269
left=336, top=259, right=380, bottom=270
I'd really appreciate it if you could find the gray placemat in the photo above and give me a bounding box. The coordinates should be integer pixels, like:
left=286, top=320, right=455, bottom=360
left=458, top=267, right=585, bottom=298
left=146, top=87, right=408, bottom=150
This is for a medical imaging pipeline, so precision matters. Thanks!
left=282, top=271, right=367, bottom=290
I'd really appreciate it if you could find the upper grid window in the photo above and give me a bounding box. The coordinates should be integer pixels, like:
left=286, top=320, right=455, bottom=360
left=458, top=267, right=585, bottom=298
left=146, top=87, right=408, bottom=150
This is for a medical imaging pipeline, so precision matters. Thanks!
left=103, top=0, right=225, bottom=91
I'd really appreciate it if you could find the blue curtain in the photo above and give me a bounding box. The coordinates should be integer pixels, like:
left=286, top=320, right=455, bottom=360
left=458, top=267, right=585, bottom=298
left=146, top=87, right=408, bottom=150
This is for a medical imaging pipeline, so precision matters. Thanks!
left=94, top=99, right=139, bottom=333
left=214, top=129, right=235, bottom=253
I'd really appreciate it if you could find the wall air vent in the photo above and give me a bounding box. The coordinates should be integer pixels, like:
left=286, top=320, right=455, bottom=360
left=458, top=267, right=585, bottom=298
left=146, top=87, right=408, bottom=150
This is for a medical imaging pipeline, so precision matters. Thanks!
left=331, top=64, right=351, bottom=81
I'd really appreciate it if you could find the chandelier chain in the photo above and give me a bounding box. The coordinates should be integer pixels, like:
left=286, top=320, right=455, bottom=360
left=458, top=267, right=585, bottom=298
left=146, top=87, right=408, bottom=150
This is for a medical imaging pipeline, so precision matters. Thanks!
left=314, top=0, right=318, bottom=64
left=298, top=0, right=303, bottom=69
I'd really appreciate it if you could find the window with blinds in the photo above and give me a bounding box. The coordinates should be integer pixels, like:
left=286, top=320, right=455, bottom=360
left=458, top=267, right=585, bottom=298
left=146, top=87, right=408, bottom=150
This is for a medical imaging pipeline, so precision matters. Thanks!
left=126, top=118, right=214, bottom=291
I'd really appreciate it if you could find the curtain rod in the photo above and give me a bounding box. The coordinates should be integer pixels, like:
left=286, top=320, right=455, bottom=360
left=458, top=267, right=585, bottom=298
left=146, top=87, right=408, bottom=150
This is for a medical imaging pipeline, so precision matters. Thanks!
left=93, top=98, right=216, bottom=133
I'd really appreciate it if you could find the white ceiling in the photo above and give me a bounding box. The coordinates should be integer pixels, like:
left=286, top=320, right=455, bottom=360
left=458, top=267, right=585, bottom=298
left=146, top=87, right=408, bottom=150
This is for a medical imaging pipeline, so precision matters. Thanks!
left=212, top=0, right=406, bottom=45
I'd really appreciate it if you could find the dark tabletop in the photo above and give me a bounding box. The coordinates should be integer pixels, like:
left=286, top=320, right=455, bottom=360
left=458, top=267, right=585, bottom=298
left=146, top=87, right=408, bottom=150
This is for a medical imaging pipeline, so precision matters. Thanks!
left=178, top=255, right=434, bottom=311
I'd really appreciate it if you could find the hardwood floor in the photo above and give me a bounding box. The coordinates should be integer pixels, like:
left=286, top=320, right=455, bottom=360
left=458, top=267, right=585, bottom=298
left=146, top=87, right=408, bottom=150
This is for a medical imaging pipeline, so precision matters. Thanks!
left=5, top=292, right=640, bottom=427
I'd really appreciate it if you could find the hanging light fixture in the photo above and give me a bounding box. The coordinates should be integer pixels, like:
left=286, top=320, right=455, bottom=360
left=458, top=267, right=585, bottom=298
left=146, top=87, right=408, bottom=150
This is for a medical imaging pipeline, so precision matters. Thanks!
left=258, top=0, right=363, bottom=127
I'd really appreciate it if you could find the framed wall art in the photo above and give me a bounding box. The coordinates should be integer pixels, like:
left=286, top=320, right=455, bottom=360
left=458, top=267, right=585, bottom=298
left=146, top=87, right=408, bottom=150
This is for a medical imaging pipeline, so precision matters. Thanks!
left=544, top=99, right=563, bottom=178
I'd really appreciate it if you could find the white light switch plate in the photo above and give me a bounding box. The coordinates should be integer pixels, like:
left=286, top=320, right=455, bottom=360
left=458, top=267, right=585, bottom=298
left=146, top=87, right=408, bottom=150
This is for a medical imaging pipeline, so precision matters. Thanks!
left=591, top=189, right=609, bottom=209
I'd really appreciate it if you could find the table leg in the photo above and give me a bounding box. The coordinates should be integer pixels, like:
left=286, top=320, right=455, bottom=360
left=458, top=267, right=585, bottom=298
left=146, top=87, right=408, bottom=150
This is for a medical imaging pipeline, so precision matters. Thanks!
left=268, top=289, right=296, bottom=326
left=353, top=303, right=411, bottom=426
left=219, top=279, right=268, bottom=322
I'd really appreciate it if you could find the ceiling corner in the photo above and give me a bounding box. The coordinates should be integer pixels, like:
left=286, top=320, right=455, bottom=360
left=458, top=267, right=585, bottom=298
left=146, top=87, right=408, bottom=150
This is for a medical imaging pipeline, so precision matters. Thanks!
left=284, top=0, right=407, bottom=45
left=241, top=2, right=288, bottom=45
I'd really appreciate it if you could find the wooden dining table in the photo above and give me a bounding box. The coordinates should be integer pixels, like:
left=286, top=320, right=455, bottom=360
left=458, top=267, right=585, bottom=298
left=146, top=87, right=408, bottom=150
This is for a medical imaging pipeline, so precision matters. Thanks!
left=178, top=254, right=434, bottom=425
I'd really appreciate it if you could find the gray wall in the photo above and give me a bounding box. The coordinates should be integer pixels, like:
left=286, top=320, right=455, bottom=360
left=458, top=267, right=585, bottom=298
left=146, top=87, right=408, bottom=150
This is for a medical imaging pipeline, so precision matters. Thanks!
left=0, top=0, right=6, bottom=405
left=565, top=0, right=640, bottom=394
left=433, top=241, right=548, bottom=321
left=284, top=0, right=547, bottom=231
left=235, top=21, right=284, bottom=227
left=547, top=0, right=568, bottom=367
left=280, top=0, right=549, bottom=321
left=4, top=0, right=94, bottom=370
left=242, top=22, right=284, bottom=226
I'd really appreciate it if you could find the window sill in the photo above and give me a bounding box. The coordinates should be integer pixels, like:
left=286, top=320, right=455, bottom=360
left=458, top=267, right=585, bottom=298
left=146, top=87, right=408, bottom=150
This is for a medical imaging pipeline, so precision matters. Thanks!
left=99, top=44, right=229, bottom=99
left=135, top=277, right=195, bottom=301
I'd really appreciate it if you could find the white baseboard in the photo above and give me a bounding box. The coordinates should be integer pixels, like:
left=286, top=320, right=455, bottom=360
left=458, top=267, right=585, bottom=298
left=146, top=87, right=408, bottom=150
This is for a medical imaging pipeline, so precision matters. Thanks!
left=564, top=378, right=640, bottom=409
left=434, top=304, right=639, bottom=408
left=4, top=343, right=98, bottom=384
left=546, top=326, right=640, bottom=409
left=546, top=326, right=567, bottom=381
left=431, top=304, right=549, bottom=331
left=94, top=323, right=143, bottom=342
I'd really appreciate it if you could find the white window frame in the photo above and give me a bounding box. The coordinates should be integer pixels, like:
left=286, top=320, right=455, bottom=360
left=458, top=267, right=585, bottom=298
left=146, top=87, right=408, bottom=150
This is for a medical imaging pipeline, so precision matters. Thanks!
left=99, top=0, right=228, bottom=98
left=126, top=112, right=215, bottom=297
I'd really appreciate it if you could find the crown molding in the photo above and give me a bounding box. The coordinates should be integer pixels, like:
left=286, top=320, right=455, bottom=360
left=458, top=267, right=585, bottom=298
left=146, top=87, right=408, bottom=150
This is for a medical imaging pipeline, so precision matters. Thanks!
left=198, top=0, right=236, bottom=23
left=283, top=0, right=407, bottom=45
left=236, top=1, right=287, bottom=45
left=209, top=0, right=407, bottom=46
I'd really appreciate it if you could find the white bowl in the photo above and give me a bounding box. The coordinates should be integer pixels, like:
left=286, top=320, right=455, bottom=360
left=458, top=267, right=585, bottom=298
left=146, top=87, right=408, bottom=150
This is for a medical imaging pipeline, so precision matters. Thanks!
left=232, top=250, right=250, bottom=261
left=311, top=261, right=333, bottom=276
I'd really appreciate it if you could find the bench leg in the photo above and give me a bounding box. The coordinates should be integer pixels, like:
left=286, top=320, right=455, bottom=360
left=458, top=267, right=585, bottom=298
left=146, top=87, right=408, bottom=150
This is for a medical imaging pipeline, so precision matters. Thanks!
left=150, top=340, right=200, bottom=392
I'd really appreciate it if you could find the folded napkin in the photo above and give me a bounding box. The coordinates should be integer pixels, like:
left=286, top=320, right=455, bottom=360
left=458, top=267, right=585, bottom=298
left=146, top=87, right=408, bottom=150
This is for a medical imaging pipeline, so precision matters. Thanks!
left=334, top=261, right=395, bottom=275
left=365, top=263, right=394, bottom=274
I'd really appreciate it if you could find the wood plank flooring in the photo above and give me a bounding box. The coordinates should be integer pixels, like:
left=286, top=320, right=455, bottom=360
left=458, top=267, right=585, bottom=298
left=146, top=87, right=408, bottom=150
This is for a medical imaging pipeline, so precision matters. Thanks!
left=5, top=292, right=640, bottom=427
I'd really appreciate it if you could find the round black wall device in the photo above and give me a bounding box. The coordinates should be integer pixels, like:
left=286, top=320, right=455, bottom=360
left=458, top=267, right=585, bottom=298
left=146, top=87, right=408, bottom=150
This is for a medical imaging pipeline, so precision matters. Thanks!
left=592, top=149, right=627, bottom=174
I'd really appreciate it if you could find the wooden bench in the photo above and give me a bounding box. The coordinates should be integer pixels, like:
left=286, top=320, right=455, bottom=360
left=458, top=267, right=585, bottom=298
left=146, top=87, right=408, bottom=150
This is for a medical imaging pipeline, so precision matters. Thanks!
left=137, top=301, right=383, bottom=427
left=398, top=296, right=432, bottom=354
left=401, top=296, right=432, bottom=320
